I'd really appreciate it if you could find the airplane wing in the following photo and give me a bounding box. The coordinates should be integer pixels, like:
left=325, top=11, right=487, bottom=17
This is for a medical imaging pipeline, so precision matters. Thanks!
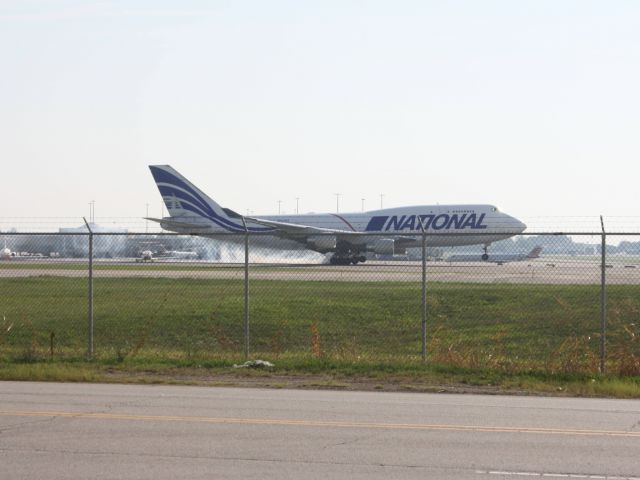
left=245, top=216, right=356, bottom=236
left=247, top=216, right=421, bottom=242
left=144, top=217, right=209, bottom=230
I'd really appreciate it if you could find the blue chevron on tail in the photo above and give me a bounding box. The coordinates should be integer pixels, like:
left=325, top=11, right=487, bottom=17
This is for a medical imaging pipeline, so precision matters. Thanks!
left=148, top=165, right=272, bottom=233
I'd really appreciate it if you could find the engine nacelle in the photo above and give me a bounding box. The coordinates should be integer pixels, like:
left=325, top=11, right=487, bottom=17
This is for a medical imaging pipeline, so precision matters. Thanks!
left=306, top=235, right=337, bottom=252
left=370, top=238, right=395, bottom=255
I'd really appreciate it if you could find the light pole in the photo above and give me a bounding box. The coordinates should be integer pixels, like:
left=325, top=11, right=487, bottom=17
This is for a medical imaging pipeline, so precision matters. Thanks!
left=334, top=193, right=341, bottom=213
left=380, top=194, right=384, bottom=209
left=296, top=197, right=300, bottom=215
left=145, top=203, right=149, bottom=233
left=361, top=198, right=365, bottom=212
left=278, top=200, right=282, bottom=215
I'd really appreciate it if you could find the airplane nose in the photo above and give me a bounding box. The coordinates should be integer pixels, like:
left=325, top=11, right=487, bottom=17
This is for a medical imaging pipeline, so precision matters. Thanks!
left=515, top=218, right=526, bottom=233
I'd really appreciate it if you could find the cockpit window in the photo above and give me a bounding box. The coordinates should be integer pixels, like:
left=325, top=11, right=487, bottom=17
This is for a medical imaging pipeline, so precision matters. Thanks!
left=491, top=206, right=500, bottom=212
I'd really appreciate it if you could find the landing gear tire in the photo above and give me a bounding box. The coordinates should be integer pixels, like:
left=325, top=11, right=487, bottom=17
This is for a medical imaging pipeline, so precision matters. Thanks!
left=329, top=255, right=349, bottom=266
left=329, top=254, right=364, bottom=265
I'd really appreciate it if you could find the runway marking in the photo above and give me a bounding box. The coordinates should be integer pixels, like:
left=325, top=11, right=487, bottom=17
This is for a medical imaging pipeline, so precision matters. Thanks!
left=476, top=471, right=639, bottom=479
left=1, top=410, right=640, bottom=438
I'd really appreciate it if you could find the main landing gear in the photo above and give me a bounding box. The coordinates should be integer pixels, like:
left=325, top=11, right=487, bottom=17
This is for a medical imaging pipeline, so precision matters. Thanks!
left=329, top=241, right=367, bottom=265
left=329, top=255, right=367, bottom=265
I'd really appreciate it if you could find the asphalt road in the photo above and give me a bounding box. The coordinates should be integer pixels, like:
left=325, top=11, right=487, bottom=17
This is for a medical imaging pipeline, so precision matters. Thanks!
left=1, top=382, right=639, bottom=479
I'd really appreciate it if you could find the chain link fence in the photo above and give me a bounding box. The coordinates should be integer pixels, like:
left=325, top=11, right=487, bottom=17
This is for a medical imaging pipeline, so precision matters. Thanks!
left=1, top=230, right=639, bottom=375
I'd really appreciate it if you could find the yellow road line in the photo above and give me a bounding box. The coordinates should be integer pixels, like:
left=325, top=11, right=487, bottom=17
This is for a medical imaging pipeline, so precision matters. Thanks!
left=1, top=410, right=639, bottom=438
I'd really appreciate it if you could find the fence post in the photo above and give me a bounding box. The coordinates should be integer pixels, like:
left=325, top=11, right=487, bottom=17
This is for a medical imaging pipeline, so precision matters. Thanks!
left=417, top=217, right=427, bottom=361
left=241, top=217, right=250, bottom=360
left=600, top=216, right=607, bottom=374
left=83, top=217, right=94, bottom=358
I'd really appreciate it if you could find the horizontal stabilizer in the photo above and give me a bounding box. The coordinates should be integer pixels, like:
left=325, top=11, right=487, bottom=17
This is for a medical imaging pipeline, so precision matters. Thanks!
left=144, top=217, right=209, bottom=230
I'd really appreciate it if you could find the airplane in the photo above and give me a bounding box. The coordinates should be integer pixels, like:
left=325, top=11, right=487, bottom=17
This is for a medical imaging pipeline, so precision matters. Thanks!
left=158, top=250, right=199, bottom=260
left=446, top=246, right=542, bottom=264
left=136, top=250, right=154, bottom=263
left=146, top=165, right=527, bottom=265
left=1, top=238, right=13, bottom=260
left=138, top=249, right=199, bottom=262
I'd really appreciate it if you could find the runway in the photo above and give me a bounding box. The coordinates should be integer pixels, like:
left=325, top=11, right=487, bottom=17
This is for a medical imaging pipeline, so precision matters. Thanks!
left=1, top=259, right=639, bottom=284
left=1, top=382, right=639, bottom=479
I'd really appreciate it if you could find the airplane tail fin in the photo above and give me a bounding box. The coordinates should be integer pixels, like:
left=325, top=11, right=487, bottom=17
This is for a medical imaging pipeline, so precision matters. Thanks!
left=527, top=246, right=542, bottom=258
left=149, top=165, right=232, bottom=220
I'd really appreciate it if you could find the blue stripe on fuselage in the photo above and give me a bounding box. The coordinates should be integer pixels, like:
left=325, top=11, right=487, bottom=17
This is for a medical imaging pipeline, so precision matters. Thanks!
left=365, top=216, right=389, bottom=231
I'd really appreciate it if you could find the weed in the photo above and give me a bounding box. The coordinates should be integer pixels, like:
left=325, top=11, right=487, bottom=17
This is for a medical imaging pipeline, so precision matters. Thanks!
left=310, top=321, right=322, bottom=358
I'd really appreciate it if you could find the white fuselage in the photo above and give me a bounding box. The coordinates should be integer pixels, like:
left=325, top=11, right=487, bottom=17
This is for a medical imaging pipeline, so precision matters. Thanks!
left=160, top=204, right=526, bottom=249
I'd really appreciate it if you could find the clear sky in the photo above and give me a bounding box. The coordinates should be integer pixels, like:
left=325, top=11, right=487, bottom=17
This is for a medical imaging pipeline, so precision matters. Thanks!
left=1, top=1, right=639, bottom=227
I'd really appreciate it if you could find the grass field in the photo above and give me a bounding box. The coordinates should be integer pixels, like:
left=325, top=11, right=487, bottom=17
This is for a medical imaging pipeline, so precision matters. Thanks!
left=1, top=276, right=639, bottom=377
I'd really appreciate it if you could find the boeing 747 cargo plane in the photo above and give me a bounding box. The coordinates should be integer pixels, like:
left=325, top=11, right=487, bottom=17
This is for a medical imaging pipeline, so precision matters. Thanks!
left=147, top=165, right=526, bottom=265
left=447, top=246, right=542, bottom=264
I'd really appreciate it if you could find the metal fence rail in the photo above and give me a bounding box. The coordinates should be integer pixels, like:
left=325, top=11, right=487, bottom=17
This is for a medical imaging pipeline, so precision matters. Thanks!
left=1, top=230, right=639, bottom=375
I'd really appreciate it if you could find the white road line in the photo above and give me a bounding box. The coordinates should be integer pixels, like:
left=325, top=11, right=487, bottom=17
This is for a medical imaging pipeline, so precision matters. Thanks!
left=477, top=471, right=640, bottom=480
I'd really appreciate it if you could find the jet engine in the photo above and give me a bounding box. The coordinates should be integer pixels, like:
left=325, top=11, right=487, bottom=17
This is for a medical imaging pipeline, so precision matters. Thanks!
left=306, top=235, right=337, bottom=252
left=370, top=238, right=395, bottom=255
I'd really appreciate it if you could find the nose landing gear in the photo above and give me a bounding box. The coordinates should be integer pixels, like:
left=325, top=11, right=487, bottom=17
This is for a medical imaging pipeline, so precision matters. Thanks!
left=481, top=244, right=490, bottom=261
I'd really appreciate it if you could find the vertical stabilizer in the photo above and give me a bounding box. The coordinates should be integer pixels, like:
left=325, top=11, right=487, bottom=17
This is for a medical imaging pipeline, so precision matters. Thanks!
left=148, top=165, right=269, bottom=233
left=149, top=165, right=227, bottom=219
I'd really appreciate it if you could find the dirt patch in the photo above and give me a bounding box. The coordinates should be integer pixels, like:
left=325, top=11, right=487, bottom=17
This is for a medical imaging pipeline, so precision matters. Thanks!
left=99, top=369, right=534, bottom=396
